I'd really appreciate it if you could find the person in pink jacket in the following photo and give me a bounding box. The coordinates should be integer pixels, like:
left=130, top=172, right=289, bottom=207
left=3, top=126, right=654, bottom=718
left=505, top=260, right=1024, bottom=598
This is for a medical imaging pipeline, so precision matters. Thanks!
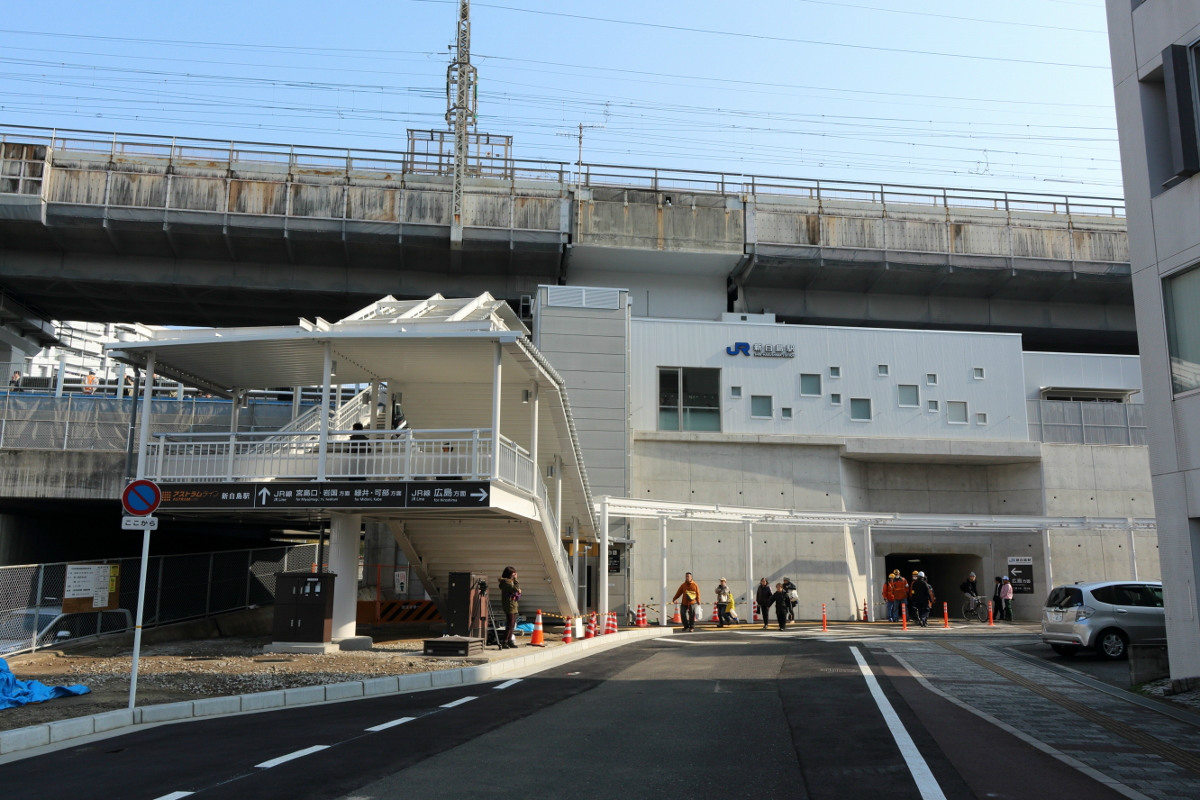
left=1000, top=576, right=1014, bottom=621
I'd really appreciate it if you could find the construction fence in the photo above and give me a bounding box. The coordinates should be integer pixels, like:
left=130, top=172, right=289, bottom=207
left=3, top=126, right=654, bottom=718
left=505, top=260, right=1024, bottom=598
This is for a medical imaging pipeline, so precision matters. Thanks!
left=0, top=543, right=318, bottom=656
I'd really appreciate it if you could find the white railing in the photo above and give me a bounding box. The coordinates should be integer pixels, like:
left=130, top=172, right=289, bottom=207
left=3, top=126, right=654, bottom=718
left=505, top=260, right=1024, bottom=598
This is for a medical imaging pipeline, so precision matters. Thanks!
left=144, top=427, right=543, bottom=497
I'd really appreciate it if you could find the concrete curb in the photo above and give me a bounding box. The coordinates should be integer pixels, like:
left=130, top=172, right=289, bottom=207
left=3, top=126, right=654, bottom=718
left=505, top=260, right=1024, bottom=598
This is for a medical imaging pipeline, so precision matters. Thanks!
left=0, top=626, right=669, bottom=759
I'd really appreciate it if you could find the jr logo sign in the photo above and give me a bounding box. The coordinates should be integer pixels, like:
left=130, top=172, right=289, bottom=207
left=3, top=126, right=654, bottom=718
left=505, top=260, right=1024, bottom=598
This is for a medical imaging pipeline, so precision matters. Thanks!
left=726, top=342, right=751, bottom=356
left=726, top=342, right=795, bottom=358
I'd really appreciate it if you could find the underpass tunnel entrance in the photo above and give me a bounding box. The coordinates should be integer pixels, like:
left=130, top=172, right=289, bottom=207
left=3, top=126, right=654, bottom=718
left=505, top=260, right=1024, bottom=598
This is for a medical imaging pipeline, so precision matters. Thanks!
left=885, top=553, right=985, bottom=613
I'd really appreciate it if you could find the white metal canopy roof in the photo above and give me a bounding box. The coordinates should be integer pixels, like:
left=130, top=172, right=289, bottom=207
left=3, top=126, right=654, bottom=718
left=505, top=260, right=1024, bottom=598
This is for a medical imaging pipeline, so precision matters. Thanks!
left=106, top=294, right=596, bottom=539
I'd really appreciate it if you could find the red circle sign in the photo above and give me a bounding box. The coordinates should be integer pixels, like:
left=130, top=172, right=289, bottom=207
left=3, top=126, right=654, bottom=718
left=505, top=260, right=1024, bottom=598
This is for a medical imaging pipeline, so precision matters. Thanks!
left=122, top=480, right=161, bottom=516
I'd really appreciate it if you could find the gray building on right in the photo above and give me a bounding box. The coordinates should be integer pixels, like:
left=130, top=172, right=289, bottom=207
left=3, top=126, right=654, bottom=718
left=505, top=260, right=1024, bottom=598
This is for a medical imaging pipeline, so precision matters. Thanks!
left=1107, top=1, right=1200, bottom=689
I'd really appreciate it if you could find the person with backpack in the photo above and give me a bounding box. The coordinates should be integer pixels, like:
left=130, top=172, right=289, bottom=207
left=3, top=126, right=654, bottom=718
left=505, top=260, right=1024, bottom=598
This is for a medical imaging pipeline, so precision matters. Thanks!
left=910, top=571, right=934, bottom=627
left=782, top=577, right=798, bottom=621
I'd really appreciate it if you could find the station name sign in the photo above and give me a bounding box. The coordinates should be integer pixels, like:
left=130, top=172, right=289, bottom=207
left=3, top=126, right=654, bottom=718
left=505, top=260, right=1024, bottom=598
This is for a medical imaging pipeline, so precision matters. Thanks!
left=158, top=481, right=491, bottom=511
left=726, top=341, right=795, bottom=358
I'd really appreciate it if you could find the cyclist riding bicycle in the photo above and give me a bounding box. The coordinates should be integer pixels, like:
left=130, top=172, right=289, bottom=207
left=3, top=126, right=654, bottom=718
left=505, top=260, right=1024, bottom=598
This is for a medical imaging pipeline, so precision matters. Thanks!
left=960, top=572, right=980, bottom=605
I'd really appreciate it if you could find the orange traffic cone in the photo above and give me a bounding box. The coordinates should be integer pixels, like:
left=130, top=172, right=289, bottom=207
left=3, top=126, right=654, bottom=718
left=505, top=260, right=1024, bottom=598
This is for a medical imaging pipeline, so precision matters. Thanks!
left=585, top=612, right=596, bottom=639
left=529, top=610, right=545, bottom=647
left=605, top=611, right=618, bottom=635
left=562, top=616, right=573, bottom=644
left=711, top=604, right=720, bottom=624
left=636, top=604, right=648, bottom=627
left=671, top=604, right=682, bottom=624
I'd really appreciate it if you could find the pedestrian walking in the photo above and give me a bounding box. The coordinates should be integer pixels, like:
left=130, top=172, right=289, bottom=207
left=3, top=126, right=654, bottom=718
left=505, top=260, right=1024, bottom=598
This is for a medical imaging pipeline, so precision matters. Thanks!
left=9, top=370, right=21, bottom=393
left=910, top=571, right=934, bottom=627
left=756, top=577, right=773, bottom=630
left=782, top=576, right=798, bottom=621
left=890, top=572, right=909, bottom=622
left=992, top=576, right=1003, bottom=622
left=672, top=572, right=702, bottom=632
left=714, top=578, right=733, bottom=627
left=1000, top=575, right=1014, bottom=621
left=772, top=582, right=790, bottom=631
left=498, top=567, right=521, bottom=649
left=882, top=572, right=897, bottom=623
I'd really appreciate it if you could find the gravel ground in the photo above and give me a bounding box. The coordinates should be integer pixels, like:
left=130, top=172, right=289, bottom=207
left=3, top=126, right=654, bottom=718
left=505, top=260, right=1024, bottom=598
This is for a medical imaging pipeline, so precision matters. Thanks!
left=0, top=631, right=479, bottom=733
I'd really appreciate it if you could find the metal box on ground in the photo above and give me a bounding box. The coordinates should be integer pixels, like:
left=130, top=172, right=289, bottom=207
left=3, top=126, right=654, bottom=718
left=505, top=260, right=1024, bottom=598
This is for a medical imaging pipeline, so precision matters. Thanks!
left=423, top=636, right=484, bottom=657
left=445, top=571, right=488, bottom=638
left=272, top=573, right=335, bottom=642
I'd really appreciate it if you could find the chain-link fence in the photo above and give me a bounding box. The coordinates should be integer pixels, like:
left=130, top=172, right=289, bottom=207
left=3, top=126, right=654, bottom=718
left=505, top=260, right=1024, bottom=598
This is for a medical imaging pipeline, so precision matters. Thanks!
left=0, top=543, right=318, bottom=656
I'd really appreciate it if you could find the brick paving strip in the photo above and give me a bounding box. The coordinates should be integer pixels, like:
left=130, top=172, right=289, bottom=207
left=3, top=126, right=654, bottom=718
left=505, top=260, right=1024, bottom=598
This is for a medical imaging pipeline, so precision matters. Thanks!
left=935, top=641, right=1200, bottom=776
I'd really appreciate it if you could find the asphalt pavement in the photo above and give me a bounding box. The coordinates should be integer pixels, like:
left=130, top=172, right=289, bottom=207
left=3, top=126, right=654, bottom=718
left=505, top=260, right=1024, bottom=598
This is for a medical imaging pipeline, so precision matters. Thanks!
left=1, top=621, right=1198, bottom=800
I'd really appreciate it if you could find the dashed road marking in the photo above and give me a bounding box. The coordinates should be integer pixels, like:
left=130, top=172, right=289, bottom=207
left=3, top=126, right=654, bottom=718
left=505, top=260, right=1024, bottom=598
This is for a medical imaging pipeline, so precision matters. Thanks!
left=152, top=793, right=194, bottom=800
left=493, top=679, right=522, bottom=690
left=440, top=696, right=477, bottom=708
left=366, top=716, right=416, bottom=732
left=255, top=745, right=330, bottom=769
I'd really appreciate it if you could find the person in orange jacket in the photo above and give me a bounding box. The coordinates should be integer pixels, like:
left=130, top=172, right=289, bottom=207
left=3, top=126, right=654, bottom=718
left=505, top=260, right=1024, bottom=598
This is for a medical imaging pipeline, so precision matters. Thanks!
left=671, top=572, right=702, bottom=632
left=882, top=574, right=896, bottom=623
left=890, top=572, right=910, bottom=622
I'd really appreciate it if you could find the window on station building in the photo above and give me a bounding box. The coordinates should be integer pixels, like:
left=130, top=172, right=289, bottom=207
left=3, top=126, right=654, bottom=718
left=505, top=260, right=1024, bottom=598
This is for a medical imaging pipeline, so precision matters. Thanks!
left=800, top=373, right=822, bottom=396
left=829, top=366, right=841, bottom=378
left=831, top=393, right=842, bottom=406
left=877, top=364, right=890, bottom=377
left=751, top=395, right=773, bottom=418
left=927, top=400, right=939, bottom=412
left=926, top=373, right=938, bottom=385
left=1165, top=263, right=1200, bottom=394
left=850, top=398, right=872, bottom=421
left=658, top=367, right=720, bottom=431
left=731, top=386, right=742, bottom=398
left=947, top=401, right=969, bottom=424
left=976, top=412, right=988, bottom=425
left=781, top=407, right=793, bottom=420
left=898, top=385, right=919, bottom=407
left=973, top=367, right=986, bottom=380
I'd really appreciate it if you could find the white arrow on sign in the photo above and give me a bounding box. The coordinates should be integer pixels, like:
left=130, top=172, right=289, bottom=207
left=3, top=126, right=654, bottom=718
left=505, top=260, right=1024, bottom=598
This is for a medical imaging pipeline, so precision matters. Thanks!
left=258, top=487, right=272, bottom=503
left=1011, top=568, right=1024, bottom=576
left=471, top=488, right=489, bottom=502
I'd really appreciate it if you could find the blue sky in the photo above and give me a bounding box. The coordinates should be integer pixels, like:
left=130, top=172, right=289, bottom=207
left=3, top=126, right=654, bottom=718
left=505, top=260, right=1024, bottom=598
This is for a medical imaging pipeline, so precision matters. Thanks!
left=0, top=0, right=1119, bottom=199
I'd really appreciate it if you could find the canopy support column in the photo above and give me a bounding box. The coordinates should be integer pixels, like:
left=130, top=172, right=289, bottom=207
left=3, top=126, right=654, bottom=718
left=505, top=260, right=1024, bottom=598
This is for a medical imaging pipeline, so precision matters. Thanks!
left=599, top=497, right=610, bottom=615
left=317, top=342, right=333, bottom=481
left=491, top=342, right=502, bottom=478
left=661, top=516, right=669, bottom=626
left=745, top=521, right=754, bottom=623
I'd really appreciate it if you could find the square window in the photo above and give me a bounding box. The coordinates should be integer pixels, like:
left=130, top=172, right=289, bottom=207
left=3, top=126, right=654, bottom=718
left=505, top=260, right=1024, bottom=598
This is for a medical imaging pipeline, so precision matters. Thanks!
left=947, top=401, right=968, bottom=424
left=898, top=384, right=919, bottom=407
left=1165, top=263, right=1200, bottom=394
left=659, top=367, right=721, bottom=432
left=751, top=395, right=773, bottom=417
left=976, top=412, right=988, bottom=425
left=877, top=364, right=889, bottom=376
left=829, top=366, right=841, bottom=378
left=731, top=386, right=742, bottom=398
left=927, top=400, right=939, bottom=412
left=831, top=393, right=842, bottom=406
left=973, top=367, right=986, bottom=380
left=800, top=373, right=822, bottom=396
left=850, top=397, right=872, bottom=421
left=926, top=373, right=938, bottom=386
left=782, top=407, right=793, bottom=420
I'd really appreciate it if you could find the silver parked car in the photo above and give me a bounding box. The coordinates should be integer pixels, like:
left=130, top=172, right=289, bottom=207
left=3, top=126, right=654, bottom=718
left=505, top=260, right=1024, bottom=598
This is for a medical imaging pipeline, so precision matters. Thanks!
left=1040, top=581, right=1165, bottom=660
left=0, top=606, right=133, bottom=655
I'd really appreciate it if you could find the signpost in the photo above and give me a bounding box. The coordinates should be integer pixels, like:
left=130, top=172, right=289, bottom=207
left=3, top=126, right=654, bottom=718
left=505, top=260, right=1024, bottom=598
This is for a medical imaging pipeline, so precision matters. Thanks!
left=123, top=478, right=160, bottom=711
left=1007, top=556, right=1035, bottom=595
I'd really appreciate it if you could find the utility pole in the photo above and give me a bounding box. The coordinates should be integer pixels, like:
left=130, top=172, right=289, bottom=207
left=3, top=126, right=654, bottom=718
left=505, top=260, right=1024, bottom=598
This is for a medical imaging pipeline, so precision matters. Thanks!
left=446, top=0, right=477, bottom=250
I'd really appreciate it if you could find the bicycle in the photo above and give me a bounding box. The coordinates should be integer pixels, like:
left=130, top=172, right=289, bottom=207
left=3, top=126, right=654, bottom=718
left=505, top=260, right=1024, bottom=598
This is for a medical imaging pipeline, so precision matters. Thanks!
left=961, top=594, right=989, bottom=622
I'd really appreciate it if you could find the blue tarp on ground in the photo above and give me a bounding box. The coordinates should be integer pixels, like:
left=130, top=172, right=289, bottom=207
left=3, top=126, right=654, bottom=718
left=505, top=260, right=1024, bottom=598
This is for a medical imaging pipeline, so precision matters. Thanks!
left=0, top=657, right=90, bottom=710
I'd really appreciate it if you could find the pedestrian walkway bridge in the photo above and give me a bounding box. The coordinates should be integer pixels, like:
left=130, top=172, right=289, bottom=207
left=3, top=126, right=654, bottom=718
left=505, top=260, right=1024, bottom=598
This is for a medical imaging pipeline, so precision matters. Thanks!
left=107, top=293, right=595, bottom=635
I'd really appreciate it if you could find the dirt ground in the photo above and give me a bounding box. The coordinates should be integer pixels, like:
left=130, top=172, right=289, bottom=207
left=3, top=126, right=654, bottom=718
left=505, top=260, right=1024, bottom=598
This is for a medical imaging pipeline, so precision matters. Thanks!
left=0, top=628, right=479, bottom=733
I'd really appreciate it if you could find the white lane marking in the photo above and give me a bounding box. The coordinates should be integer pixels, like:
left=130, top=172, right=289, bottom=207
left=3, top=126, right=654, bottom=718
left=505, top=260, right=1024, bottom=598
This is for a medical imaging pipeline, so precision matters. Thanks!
left=850, top=646, right=947, bottom=800
left=440, top=695, right=477, bottom=708
left=153, top=793, right=194, bottom=800
left=255, top=745, right=330, bottom=769
left=366, top=716, right=416, bottom=732
left=493, top=679, right=522, bottom=690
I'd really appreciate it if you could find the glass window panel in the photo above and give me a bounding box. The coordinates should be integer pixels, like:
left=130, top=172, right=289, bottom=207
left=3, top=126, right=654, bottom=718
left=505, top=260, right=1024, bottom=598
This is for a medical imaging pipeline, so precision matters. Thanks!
left=1165, top=264, right=1200, bottom=393
left=829, top=366, right=841, bottom=378
left=800, top=373, right=822, bottom=396
left=850, top=398, right=871, bottom=421
left=898, top=385, right=919, bottom=406
left=948, top=401, right=968, bottom=424
left=751, top=395, right=773, bottom=417
left=658, top=368, right=680, bottom=431
left=831, top=393, right=842, bottom=405
left=877, top=364, right=889, bottom=376
left=782, top=407, right=793, bottom=419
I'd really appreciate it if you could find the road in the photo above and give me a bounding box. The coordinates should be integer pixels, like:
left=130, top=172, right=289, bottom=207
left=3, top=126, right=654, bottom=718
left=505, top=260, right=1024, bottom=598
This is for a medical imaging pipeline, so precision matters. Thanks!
left=2, top=627, right=1197, bottom=799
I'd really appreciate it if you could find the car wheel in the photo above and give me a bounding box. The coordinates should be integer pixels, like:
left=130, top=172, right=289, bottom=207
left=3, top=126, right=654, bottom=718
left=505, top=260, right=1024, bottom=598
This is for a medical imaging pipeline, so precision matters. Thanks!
left=1050, top=644, right=1079, bottom=657
left=1096, top=629, right=1129, bottom=660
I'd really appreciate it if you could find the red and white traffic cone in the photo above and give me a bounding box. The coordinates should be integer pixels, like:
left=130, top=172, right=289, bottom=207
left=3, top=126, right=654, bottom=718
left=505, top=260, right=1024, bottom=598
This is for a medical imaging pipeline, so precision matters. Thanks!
left=530, top=610, right=546, bottom=646
left=585, top=612, right=596, bottom=639
left=943, top=602, right=950, bottom=629
left=635, top=604, right=648, bottom=627
left=562, top=616, right=573, bottom=644
left=605, top=611, right=618, bottom=635
left=671, top=604, right=681, bottom=624
left=711, top=604, right=720, bottom=624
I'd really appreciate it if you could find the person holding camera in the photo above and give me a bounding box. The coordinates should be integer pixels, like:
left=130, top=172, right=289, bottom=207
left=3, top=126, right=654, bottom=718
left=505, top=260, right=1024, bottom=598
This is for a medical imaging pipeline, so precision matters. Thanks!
left=499, top=567, right=521, bottom=648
